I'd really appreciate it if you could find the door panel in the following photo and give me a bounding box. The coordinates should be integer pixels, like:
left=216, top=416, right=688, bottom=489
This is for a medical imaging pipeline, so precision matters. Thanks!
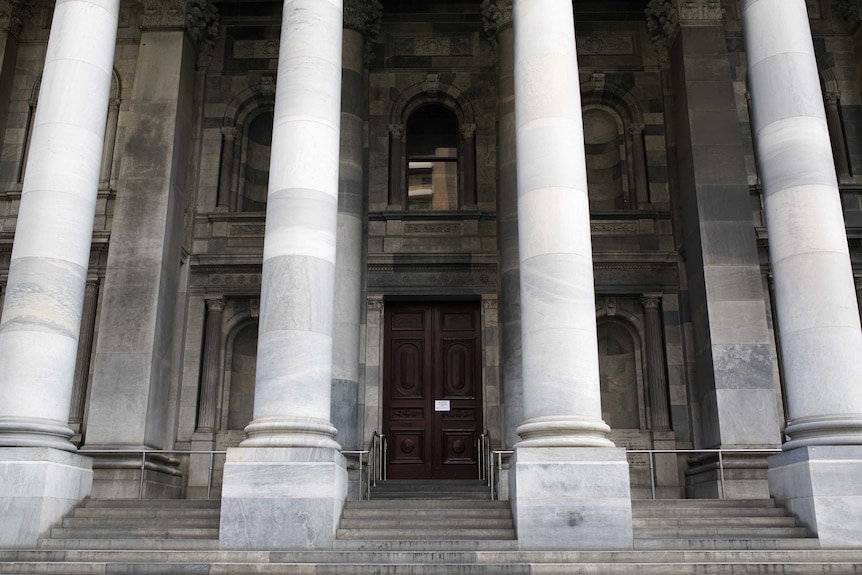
left=384, top=302, right=482, bottom=480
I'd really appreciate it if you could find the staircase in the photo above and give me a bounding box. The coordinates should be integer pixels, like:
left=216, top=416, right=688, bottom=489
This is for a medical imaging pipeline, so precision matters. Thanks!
left=3, top=491, right=862, bottom=574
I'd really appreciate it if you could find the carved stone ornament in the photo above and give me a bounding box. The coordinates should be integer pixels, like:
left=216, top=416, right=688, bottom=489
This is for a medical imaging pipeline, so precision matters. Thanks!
left=480, top=0, right=513, bottom=42
left=0, top=0, right=32, bottom=37
left=140, top=0, right=220, bottom=60
left=343, top=0, right=383, bottom=64
left=834, top=0, right=862, bottom=25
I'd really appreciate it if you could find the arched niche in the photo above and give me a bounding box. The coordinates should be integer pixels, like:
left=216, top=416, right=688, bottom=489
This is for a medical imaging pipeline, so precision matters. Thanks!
left=583, top=104, right=629, bottom=211
left=597, top=317, right=645, bottom=430
left=219, top=319, right=259, bottom=431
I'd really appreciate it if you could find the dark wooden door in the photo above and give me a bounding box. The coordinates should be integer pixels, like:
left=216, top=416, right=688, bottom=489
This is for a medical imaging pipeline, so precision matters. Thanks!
left=383, top=302, right=482, bottom=480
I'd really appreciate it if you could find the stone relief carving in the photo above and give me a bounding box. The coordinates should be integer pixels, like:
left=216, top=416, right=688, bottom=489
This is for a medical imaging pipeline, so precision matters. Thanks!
left=645, top=0, right=723, bottom=61
left=0, top=0, right=32, bottom=37
left=577, top=34, right=635, bottom=56
left=394, top=36, right=472, bottom=57
left=480, top=0, right=513, bottom=41
left=834, top=0, right=862, bottom=24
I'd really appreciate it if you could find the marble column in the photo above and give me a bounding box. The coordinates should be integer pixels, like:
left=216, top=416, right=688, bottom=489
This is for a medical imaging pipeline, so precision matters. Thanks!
left=642, top=295, right=670, bottom=430
left=216, top=126, right=237, bottom=210
left=482, top=0, right=523, bottom=450
left=508, top=0, right=632, bottom=550
left=0, top=0, right=120, bottom=547
left=82, top=0, right=218, bottom=499
left=331, top=0, right=380, bottom=454
left=219, top=0, right=347, bottom=551
left=646, top=0, right=781, bottom=499
left=196, top=298, right=224, bottom=432
left=743, top=0, right=862, bottom=548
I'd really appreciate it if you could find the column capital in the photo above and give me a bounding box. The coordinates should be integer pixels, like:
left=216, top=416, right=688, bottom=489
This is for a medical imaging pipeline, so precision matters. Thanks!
left=388, top=123, right=404, bottom=139
left=0, top=0, right=32, bottom=38
left=825, top=91, right=841, bottom=106
left=628, top=122, right=645, bottom=136
left=480, top=0, right=513, bottom=42
left=642, top=294, right=662, bottom=310
left=460, top=123, right=477, bottom=139
left=835, top=0, right=862, bottom=27
left=140, top=0, right=220, bottom=59
left=205, top=297, right=225, bottom=312
left=221, top=125, right=238, bottom=141
left=343, top=0, right=383, bottom=64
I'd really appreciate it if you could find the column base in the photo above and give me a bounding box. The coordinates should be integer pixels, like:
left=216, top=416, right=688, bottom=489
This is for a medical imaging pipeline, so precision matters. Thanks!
left=510, top=447, right=633, bottom=550
left=0, top=447, right=92, bottom=548
left=769, top=446, right=862, bottom=549
left=219, top=447, right=347, bottom=550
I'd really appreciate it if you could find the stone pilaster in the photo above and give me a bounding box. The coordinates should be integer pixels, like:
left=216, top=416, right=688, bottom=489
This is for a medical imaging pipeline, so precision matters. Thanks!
left=0, top=0, right=30, bottom=174
left=743, top=0, right=862, bottom=548
left=387, top=123, right=404, bottom=208
left=630, top=123, right=650, bottom=207
left=219, top=0, right=347, bottom=551
left=483, top=0, right=521, bottom=449
left=509, top=0, right=632, bottom=550
left=0, top=0, right=119, bottom=546
left=461, top=123, right=477, bottom=208
left=646, top=0, right=781, bottom=487
left=84, top=0, right=213, bottom=495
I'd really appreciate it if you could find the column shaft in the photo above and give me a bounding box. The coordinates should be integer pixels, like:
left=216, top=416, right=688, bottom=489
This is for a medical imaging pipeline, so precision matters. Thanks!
left=642, top=295, right=670, bottom=430
left=461, top=124, right=477, bottom=208
left=513, top=0, right=611, bottom=448
left=69, top=280, right=101, bottom=432
left=196, top=298, right=225, bottom=431
left=243, top=0, right=343, bottom=449
left=331, top=25, right=365, bottom=450
left=743, top=0, right=862, bottom=447
left=99, top=98, right=120, bottom=188
left=387, top=124, right=403, bottom=208
left=0, top=0, right=119, bottom=451
left=216, top=126, right=237, bottom=209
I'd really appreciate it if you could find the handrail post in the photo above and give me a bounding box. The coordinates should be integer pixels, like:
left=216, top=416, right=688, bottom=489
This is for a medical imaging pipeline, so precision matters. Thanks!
left=649, top=451, right=656, bottom=500
left=206, top=451, right=214, bottom=500
left=139, top=452, right=146, bottom=500
left=718, top=450, right=726, bottom=500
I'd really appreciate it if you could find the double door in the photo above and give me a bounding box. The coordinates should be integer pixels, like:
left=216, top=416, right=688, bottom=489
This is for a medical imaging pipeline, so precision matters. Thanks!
left=383, top=302, right=482, bottom=480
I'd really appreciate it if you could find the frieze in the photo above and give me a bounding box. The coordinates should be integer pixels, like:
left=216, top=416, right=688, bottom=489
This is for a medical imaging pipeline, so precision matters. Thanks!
left=393, top=37, right=472, bottom=57
left=230, top=224, right=265, bottom=236
left=591, top=221, right=639, bottom=234
left=403, top=223, right=461, bottom=235
left=208, top=274, right=261, bottom=287
left=232, top=39, right=280, bottom=60
left=577, top=34, right=635, bottom=56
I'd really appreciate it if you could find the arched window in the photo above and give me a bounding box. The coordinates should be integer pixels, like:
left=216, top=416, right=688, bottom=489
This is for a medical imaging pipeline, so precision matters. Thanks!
left=406, top=105, right=459, bottom=211
left=240, top=111, right=273, bottom=212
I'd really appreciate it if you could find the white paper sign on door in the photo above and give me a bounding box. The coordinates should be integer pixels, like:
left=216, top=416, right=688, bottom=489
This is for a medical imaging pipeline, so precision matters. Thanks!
left=434, top=400, right=451, bottom=412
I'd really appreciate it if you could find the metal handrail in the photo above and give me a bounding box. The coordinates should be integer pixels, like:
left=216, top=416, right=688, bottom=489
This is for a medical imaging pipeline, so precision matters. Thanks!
left=488, top=447, right=783, bottom=501
left=370, top=431, right=387, bottom=490
left=341, top=450, right=369, bottom=500
left=477, top=430, right=490, bottom=484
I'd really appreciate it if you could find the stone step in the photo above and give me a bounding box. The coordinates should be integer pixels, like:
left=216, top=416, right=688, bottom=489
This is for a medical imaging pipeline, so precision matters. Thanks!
left=633, top=516, right=799, bottom=528
left=2, top=560, right=861, bottom=575
left=631, top=506, right=788, bottom=518
left=61, top=516, right=220, bottom=529
left=634, top=526, right=811, bottom=538
left=6, top=549, right=860, bottom=565
left=332, top=539, right=521, bottom=551
left=36, top=539, right=220, bottom=551
left=632, top=499, right=777, bottom=509
left=48, top=527, right=220, bottom=540
left=339, top=517, right=514, bottom=529
left=341, top=507, right=512, bottom=520
left=81, top=499, right=220, bottom=509
left=635, top=538, right=822, bottom=551
left=71, top=507, right=220, bottom=519
left=343, top=499, right=505, bottom=510
left=335, top=528, right=516, bottom=540
left=370, top=492, right=490, bottom=500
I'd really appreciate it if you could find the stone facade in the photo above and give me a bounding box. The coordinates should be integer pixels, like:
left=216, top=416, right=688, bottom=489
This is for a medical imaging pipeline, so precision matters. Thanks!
left=1, top=0, right=862, bottom=552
